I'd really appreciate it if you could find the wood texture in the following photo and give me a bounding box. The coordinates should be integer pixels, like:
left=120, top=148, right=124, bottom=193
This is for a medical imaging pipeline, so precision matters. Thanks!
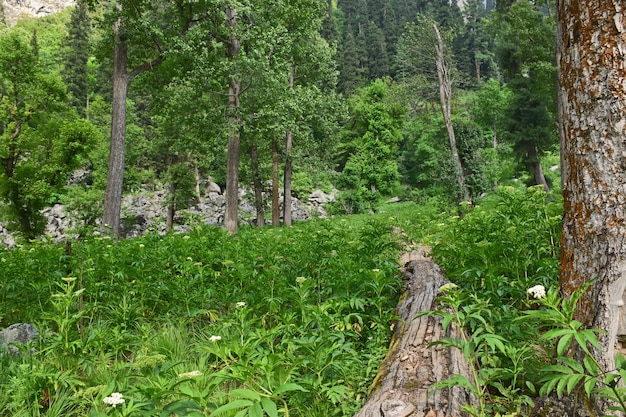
left=354, top=250, right=474, bottom=417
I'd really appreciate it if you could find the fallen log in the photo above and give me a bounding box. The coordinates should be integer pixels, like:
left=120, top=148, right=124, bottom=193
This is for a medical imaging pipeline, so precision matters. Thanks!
left=354, top=249, right=475, bottom=417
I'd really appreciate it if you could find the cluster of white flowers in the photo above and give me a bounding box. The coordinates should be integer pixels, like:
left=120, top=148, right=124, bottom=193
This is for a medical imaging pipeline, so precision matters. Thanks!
left=295, top=277, right=307, bottom=284
left=527, top=285, right=546, bottom=299
left=178, top=370, right=202, bottom=379
left=235, top=302, right=246, bottom=308
left=103, top=392, right=125, bottom=408
left=372, top=268, right=380, bottom=273
left=209, top=335, right=222, bottom=342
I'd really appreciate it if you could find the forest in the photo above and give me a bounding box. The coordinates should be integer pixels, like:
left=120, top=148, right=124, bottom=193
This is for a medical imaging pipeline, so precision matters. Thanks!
left=3, top=0, right=625, bottom=416
left=0, top=0, right=560, bottom=239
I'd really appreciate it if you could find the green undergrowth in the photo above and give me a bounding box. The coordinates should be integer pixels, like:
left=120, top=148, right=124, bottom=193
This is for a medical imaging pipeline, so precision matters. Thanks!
left=0, top=216, right=408, bottom=417
left=0, top=187, right=566, bottom=417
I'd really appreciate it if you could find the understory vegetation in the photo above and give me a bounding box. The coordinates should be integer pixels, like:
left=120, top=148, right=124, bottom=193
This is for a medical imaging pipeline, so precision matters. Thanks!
left=0, top=186, right=580, bottom=417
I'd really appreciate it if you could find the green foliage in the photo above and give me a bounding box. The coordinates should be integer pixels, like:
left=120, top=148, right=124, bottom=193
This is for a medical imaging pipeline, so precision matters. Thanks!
left=336, top=79, right=405, bottom=212
left=0, top=215, right=404, bottom=416
left=0, top=28, right=99, bottom=237
left=432, top=186, right=561, bottom=303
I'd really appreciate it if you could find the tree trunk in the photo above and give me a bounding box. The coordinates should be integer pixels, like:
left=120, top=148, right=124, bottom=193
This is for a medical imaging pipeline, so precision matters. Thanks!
left=272, top=139, right=280, bottom=227
left=193, top=161, right=202, bottom=204
left=250, top=144, right=265, bottom=227
left=283, top=130, right=293, bottom=227
left=556, top=1, right=626, bottom=415
left=224, top=7, right=241, bottom=234
left=101, top=2, right=165, bottom=239
left=354, top=249, right=475, bottom=417
left=283, top=64, right=295, bottom=227
left=102, top=9, right=130, bottom=239
left=433, top=23, right=469, bottom=203
left=527, top=143, right=549, bottom=192
left=166, top=181, right=176, bottom=232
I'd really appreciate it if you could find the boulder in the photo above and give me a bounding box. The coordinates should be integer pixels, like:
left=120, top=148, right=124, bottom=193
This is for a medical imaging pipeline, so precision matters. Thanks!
left=0, top=323, right=39, bottom=356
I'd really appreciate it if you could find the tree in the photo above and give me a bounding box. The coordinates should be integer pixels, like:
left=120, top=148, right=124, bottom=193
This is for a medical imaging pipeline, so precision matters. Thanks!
left=0, top=29, right=97, bottom=237
left=85, top=0, right=197, bottom=238
left=62, top=1, right=91, bottom=117
left=397, top=15, right=469, bottom=202
left=223, top=6, right=242, bottom=234
left=487, top=0, right=557, bottom=190
left=557, top=1, right=626, bottom=415
left=337, top=79, right=405, bottom=213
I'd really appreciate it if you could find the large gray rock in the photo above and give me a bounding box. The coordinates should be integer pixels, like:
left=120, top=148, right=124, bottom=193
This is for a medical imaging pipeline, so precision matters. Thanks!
left=0, top=323, right=39, bottom=355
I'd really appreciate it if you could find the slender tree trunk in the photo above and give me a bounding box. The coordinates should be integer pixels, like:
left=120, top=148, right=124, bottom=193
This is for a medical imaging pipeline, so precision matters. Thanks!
left=433, top=23, right=469, bottom=203
left=527, top=144, right=549, bottom=192
left=250, top=144, right=265, bottom=227
left=272, top=139, right=280, bottom=226
left=101, top=3, right=165, bottom=238
left=193, top=161, right=202, bottom=204
left=283, top=64, right=295, bottom=227
left=102, top=9, right=130, bottom=238
left=224, top=7, right=241, bottom=234
left=166, top=181, right=176, bottom=231
left=556, top=2, right=626, bottom=415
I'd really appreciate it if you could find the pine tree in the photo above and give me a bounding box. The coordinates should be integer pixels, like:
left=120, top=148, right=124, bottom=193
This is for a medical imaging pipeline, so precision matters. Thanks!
left=62, top=2, right=91, bottom=117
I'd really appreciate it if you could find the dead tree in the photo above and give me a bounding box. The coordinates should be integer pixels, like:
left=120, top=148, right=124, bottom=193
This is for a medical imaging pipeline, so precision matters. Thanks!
left=354, top=250, right=474, bottom=417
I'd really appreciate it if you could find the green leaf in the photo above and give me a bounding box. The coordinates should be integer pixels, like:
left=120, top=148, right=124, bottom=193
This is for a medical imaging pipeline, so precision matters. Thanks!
left=560, top=356, right=583, bottom=374
left=566, top=374, right=584, bottom=394
left=556, top=333, right=573, bottom=356
left=248, top=402, right=263, bottom=417
left=231, top=389, right=262, bottom=402
left=209, top=400, right=253, bottom=417
left=584, top=376, right=598, bottom=397
left=273, top=383, right=307, bottom=396
left=583, top=356, right=599, bottom=375
left=441, top=312, right=454, bottom=331
left=542, top=328, right=572, bottom=342
left=261, top=397, right=278, bottom=417
left=539, top=376, right=559, bottom=397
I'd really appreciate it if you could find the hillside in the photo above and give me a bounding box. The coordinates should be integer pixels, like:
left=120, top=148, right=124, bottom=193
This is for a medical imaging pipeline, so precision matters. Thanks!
left=1, top=0, right=73, bottom=26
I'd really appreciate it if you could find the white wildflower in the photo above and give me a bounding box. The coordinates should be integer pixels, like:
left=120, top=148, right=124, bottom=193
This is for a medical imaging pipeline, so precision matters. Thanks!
left=103, top=392, right=125, bottom=408
left=295, top=277, right=307, bottom=284
left=178, top=370, right=202, bottom=379
left=372, top=268, right=380, bottom=273
left=209, top=335, right=222, bottom=342
left=527, top=285, right=546, bottom=299
left=235, top=302, right=246, bottom=308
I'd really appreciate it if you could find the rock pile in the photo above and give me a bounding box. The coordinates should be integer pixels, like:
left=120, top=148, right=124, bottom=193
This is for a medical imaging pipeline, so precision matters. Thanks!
left=0, top=186, right=336, bottom=247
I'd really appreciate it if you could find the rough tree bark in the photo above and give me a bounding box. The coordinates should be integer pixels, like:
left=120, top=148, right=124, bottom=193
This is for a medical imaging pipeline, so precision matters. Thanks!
left=433, top=23, right=469, bottom=203
left=556, top=1, right=626, bottom=415
left=250, top=143, right=265, bottom=227
left=224, top=7, right=241, bottom=234
left=102, top=2, right=165, bottom=238
left=102, top=7, right=130, bottom=238
left=354, top=249, right=474, bottom=417
left=283, top=64, right=295, bottom=227
left=272, top=139, right=280, bottom=227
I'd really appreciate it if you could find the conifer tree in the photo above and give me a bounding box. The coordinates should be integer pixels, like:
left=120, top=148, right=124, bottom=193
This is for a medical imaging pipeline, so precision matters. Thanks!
left=62, top=2, right=91, bottom=117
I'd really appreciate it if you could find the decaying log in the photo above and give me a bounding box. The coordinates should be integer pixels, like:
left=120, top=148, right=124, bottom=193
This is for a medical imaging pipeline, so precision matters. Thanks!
left=354, top=249, right=475, bottom=417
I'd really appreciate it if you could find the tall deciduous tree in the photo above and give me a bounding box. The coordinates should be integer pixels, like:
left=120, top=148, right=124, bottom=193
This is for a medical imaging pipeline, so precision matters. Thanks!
left=558, top=1, right=626, bottom=414
left=224, top=6, right=242, bottom=234
left=86, top=0, right=195, bottom=238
